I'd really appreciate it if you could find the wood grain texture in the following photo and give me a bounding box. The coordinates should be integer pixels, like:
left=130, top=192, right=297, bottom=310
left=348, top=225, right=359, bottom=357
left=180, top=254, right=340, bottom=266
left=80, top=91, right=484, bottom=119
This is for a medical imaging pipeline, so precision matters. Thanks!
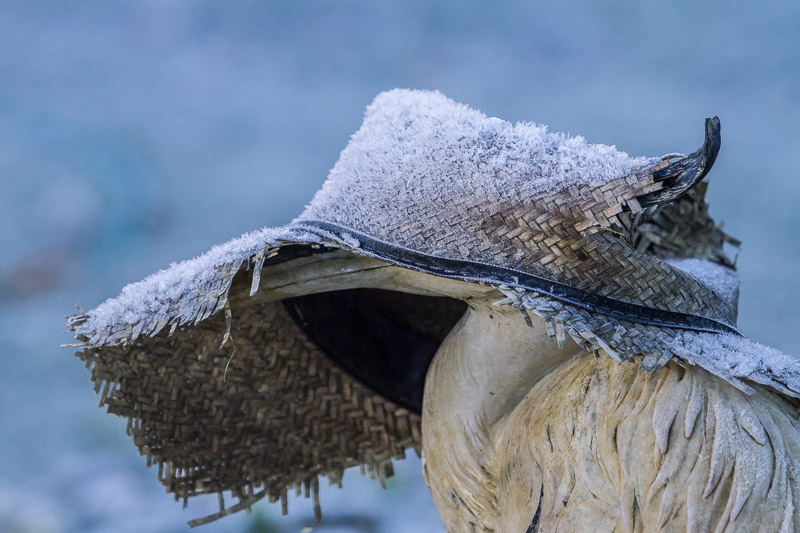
left=500, top=352, right=800, bottom=532
left=422, top=305, right=800, bottom=532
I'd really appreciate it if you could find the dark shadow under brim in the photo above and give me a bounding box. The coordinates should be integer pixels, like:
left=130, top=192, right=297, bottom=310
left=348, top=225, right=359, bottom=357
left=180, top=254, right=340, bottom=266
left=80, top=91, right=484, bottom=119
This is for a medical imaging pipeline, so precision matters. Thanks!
left=284, top=289, right=467, bottom=413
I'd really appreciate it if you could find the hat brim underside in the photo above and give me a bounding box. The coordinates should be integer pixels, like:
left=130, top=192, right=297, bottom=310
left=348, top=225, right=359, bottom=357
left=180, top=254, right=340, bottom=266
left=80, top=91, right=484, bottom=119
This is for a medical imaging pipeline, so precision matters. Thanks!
left=72, top=240, right=485, bottom=525
left=78, top=296, right=431, bottom=526
left=69, top=227, right=800, bottom=525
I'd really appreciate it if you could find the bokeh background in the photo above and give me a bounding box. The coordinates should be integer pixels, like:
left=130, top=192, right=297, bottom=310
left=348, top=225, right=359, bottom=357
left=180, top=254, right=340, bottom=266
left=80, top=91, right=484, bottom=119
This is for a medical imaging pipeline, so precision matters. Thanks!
left=2, top=1, right=799, bottom=532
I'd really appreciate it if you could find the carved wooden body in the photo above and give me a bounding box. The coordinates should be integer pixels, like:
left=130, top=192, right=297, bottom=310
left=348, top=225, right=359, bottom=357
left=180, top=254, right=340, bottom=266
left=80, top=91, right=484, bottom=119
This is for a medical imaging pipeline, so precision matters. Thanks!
left=68, top=91, right=800, bottom=532
left=72, top=249, right=800, bottom=531
left=422, top=301, right=800, bottom=533
left=250, top=256, right=800, bottom=532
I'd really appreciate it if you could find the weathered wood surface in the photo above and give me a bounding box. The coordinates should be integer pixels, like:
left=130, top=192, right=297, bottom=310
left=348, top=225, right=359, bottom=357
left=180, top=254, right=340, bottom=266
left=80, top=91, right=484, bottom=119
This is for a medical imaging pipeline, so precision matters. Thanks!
left=422, top=301, right=800, bottom=532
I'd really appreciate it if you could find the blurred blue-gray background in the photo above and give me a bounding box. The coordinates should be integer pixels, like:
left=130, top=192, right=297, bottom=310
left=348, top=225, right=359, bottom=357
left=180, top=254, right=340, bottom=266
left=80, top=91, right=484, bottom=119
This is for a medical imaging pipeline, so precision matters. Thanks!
left=1, top=2, right=798, bottom=532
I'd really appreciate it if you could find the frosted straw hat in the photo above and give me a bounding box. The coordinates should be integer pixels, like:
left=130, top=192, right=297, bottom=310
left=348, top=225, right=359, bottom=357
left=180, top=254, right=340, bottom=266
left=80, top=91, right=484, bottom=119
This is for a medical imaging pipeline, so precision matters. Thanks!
left=67, top=89, right=800, bottom=525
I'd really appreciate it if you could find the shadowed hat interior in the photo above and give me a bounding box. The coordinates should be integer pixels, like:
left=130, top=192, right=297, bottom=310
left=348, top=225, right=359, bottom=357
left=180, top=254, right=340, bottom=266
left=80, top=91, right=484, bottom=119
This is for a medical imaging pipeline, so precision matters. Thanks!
left=66, top=89, right=800, bottom=525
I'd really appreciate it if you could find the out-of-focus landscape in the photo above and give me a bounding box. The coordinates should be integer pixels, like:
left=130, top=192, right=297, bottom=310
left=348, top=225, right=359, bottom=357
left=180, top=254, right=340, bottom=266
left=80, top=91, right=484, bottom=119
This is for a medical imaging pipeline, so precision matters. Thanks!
left=1, top=2, right=798, bottom=532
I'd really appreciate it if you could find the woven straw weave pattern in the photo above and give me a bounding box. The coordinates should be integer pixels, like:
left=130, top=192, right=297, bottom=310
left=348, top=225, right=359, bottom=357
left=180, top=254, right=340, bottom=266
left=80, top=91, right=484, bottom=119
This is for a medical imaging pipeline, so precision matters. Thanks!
left=632, top=182, right=738, bottom=266
left=305, top=162, right=735, bottom=326
left=77, top=301, right=420, bottom=522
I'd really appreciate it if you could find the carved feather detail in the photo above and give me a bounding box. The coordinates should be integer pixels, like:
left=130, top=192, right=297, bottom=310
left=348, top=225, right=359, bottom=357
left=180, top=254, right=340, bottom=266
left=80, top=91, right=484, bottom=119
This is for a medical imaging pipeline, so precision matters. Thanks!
left=494, top=351, right=800, bottom=532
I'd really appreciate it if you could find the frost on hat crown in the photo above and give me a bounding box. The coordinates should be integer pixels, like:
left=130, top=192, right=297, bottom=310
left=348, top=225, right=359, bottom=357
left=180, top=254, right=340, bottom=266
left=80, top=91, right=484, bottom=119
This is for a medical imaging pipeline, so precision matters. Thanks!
left=301, top=88, right=658, bottom=225
left=68, top=89, right=800, bottom=404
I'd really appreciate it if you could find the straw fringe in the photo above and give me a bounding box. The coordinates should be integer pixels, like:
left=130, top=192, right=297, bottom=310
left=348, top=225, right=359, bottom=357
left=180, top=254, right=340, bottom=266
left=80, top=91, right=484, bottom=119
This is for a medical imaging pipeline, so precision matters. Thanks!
left=73, top=299, right=420, bottom=526
left=487, top=286, right=800, bottom=398
left=63, top=161, right=800, bottom=526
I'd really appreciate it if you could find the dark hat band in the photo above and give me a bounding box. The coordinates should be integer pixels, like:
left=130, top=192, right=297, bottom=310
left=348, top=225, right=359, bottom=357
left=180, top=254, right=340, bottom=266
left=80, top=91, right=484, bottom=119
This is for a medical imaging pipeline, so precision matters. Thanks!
left=295, top=220, right=741, bottom=336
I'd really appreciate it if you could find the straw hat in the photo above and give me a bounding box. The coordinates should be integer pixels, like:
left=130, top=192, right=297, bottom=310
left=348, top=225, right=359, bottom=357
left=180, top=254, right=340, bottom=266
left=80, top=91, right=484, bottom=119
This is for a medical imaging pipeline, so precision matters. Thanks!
left=66, top=89, right=800, bottom=525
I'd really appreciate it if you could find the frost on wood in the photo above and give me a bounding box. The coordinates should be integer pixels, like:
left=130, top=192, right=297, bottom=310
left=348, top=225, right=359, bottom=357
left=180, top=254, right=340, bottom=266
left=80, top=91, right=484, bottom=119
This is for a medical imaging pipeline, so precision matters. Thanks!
left=501, top=351, right=800, bottom=532
left=69, top=89, right=659, bottom=351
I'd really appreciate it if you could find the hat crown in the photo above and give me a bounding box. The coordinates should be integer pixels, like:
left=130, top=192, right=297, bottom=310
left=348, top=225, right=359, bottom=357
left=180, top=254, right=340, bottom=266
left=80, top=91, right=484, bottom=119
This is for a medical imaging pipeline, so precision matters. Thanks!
left=303, top=89, right=656, bottom=228
left=298, top=89, right=737, bottom=329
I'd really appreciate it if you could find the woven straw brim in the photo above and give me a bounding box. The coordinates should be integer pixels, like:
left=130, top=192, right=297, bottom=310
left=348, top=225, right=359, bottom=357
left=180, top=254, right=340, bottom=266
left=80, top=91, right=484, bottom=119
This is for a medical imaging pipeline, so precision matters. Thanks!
left=303, top=144, right=737, bottom=330
left=68, top=180, right=800, bottom=526
left=68, top=232, right=800, bottom=525
left=75, top=298, right=420, bottom=526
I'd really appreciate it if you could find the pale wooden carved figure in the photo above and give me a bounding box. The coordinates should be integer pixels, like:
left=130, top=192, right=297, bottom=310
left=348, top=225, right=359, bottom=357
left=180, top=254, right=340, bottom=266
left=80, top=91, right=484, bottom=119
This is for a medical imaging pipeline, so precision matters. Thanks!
left=68, top=90, right=800, bottom=532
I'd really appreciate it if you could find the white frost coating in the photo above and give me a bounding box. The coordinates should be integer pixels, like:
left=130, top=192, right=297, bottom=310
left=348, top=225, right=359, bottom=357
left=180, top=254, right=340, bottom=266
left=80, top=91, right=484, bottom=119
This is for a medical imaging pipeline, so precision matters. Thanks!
left=69, top=225, right=327, bottom=347
left=66, top=88, right=800, bottom=402
left=301, top=89, right=658, bottom=225
left=666, top=258, right=739, bottom=309
left=673, top=331, right=800, bottom=398
left=68, top=223, right=800, bottom=400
